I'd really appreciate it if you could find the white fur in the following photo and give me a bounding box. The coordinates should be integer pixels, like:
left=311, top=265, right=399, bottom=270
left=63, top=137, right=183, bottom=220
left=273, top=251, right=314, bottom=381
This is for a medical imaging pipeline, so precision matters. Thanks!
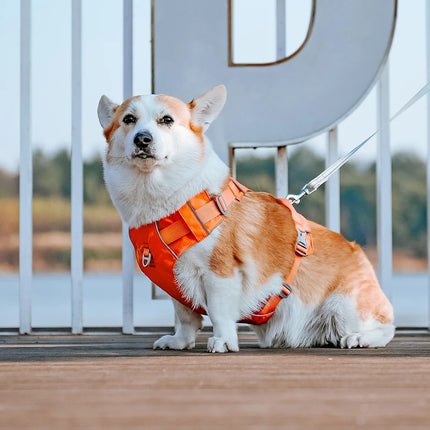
left=98, top=86, right=394, bottom=353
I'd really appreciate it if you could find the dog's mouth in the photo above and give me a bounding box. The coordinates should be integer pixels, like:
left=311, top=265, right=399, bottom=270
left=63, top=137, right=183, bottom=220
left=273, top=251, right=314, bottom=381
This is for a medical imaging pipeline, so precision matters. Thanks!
left=132, top=151, right=155, bottom=160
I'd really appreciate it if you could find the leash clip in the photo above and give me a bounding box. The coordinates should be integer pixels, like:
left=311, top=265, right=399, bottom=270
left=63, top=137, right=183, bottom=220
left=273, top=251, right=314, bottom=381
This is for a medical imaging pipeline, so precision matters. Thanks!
left=287, top=189, right=307, bottom=205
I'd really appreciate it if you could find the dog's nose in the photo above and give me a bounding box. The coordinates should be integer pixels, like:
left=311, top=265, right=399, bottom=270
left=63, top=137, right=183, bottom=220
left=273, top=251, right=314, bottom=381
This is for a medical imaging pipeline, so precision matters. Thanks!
left=134, top=131, right=153, bottom=148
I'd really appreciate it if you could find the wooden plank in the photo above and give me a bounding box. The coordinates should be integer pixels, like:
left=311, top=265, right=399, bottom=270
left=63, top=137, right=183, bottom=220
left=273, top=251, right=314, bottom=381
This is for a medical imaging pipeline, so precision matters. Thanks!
left=0, top=333, right=429, bottom=429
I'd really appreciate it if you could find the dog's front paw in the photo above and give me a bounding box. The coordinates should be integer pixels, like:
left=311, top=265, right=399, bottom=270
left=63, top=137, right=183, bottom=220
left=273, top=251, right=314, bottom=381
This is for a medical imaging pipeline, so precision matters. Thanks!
left=207, top=336, right=239, bottom=353
left=153, top=334, right=195, bottom=350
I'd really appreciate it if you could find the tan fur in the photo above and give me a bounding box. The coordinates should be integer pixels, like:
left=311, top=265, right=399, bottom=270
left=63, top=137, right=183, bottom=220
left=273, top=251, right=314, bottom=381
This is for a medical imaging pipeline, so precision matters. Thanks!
left=156, top=95, right=204, bottom=143
left=210, top=192, right=393, bottom=325
left=210, top=193, right=297, bottom=284
left=103, top=96, right=141, bottom=161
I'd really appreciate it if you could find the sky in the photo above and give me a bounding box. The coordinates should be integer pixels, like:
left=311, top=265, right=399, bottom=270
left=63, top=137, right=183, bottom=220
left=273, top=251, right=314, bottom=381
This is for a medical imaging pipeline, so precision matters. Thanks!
left=0, top=0, right=428, bottom=173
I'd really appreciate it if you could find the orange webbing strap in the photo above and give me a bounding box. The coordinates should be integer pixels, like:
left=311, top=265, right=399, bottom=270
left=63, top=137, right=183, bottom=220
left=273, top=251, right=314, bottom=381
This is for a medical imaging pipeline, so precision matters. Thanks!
left=240, top=199, right=313, bottom=325
left=159, top=178, right=247, bottom=247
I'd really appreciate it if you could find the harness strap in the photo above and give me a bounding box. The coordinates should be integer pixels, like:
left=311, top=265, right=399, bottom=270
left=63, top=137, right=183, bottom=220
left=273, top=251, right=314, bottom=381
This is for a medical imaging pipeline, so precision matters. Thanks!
left=158, top=179, right=248, bottom=247
left=240, top=198, right=313, bottom=324
left=132, top=179, right=313, bottom=325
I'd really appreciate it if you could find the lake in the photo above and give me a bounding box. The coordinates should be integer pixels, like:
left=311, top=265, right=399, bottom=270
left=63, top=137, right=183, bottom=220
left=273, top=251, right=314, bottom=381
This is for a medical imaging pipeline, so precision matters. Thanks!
left=0, top=272, right=428, bottom=329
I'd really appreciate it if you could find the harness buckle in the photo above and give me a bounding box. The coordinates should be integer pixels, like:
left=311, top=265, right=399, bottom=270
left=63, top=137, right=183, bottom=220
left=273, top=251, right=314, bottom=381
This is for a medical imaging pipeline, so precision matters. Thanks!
left=280, top=282, right=292, bottom=298
left=215, top=194, right=228, bottom=215
left=295, top=229, right=310, bottom=256
left=142, top=248, right=152, bottom=267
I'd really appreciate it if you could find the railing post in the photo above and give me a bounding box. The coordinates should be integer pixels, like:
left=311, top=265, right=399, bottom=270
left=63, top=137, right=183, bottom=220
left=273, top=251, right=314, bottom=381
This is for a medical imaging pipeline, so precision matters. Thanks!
left=19, top=0, right=32, bottom=334
left=275, top=0, right=288, bottom=198
left=326, top=127, right=340, bottom=232
left=275, top=146, right=288, bottom=197
left=426, top=0, right=430, bottom=331
left=376, top=63, right=392, bottom=300
left=229, top=145, right=236, bottom=178
left=122, top=0, right=135, bottom=334
left=71, top=0, right=83, bottom=334
left=276, top=0, right=286, bottom=59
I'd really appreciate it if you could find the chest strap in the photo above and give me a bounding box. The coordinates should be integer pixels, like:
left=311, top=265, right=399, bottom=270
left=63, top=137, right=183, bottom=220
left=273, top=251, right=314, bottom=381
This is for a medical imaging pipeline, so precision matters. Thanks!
left=146, top=178, right=248, bottom=263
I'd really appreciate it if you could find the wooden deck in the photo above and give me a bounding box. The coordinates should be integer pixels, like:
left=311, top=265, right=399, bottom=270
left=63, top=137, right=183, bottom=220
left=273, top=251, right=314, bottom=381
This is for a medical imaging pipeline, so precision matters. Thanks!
left=0, top=331, right=429, bottom=429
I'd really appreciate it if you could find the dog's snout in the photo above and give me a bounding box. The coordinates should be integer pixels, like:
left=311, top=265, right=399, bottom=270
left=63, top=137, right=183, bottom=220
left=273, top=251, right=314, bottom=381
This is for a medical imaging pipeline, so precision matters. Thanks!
left=134, top=131, right=153, bottom=148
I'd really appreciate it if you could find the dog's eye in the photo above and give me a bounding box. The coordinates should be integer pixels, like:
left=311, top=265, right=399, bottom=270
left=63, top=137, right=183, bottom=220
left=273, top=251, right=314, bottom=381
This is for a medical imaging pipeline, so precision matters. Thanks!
left=159, top=115, right=174, bottom=126
left=123, top=114, right=137, bottom=125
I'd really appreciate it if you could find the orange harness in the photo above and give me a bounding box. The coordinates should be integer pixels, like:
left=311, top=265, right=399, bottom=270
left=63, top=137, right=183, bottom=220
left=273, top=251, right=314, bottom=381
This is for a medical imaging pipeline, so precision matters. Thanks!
left=129, top=179, right=313, bottom=325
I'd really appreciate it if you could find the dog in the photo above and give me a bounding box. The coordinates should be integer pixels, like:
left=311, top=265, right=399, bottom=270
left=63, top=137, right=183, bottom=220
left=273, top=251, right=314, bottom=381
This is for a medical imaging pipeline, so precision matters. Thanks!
left=97, top=85, right=394, bottom=352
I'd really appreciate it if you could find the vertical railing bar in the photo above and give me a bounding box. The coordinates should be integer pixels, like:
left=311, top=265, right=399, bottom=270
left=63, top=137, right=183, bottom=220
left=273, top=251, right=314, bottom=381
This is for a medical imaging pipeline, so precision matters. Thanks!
left=376, top=63, right=393, bottom=300
left=19, top=0, right=32, bottom=334
left=275, top=146, right=288, bottom=197
left=426, top=0, right=430, bottom=330
left=71, top=0, right=83, bottom=334
left=122, top=0, right=135, bottom=334
left=229, top=146, right=237, bottom=178
left=275, top=0, right=287, bottom=197
left=326, top=127, right=340, bottom=232
left=276, top=0, right=286, bottom=59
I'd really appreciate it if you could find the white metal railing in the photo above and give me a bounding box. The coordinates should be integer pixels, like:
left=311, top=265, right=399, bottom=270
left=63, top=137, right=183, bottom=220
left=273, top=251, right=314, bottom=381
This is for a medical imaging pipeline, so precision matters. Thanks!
left=122, top=0, right=135, bottom=335
left=19, top=0, right=32, bottom=334
left=71, top=0, right=83, bottom=334
left=9, top=0, right=430, bottom=333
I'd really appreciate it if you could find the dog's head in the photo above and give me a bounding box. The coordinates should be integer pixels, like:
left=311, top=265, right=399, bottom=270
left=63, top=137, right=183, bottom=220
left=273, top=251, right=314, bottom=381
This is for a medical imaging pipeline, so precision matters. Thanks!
left=97, top=85, right=226, bottom=173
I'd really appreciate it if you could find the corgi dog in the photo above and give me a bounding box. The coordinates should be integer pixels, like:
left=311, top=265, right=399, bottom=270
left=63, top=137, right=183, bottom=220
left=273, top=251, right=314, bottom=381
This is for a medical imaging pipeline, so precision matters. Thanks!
left=97, top=85, right=394, bottom=353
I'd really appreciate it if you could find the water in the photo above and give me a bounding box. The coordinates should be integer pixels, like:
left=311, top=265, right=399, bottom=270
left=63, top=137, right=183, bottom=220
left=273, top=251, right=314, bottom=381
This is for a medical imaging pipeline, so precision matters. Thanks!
left=0, top=272, right=428, bottom=328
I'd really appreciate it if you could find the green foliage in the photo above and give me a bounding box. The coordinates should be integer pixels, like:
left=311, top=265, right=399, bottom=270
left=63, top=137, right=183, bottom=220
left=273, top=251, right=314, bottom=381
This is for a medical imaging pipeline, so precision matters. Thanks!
left=340, top=163, right=376, bottom=246
left=392, top=152, right=427, bottom=258
left=31, top=148, right=111, bottom=205
left=236, top=153, right=276, bottom=194
left=83, top=156, right=111, bottom=205
left=0, top=169, right=18, bottom=198
left=33, top=149, right=71, bottom=198
left=0, top=146, right=427, bottom=259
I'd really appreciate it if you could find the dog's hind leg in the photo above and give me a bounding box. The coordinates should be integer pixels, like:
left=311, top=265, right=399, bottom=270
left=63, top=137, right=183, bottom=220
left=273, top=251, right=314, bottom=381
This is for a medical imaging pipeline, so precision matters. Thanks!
left=153, top=299, right=203, bottom=350
left=340, top=320, right=395, bottom=348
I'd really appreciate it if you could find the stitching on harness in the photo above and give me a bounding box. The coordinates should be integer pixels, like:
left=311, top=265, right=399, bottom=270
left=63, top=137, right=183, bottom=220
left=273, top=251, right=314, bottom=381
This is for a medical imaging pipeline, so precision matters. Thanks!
left=155, top=221, right=179, bottom=259
left=186, top=201, right=211, bottom=235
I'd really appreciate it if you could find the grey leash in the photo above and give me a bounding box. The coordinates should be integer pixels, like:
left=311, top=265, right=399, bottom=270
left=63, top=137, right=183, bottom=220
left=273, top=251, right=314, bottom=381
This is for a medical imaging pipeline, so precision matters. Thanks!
left=287, top=81, right=430, bottom=204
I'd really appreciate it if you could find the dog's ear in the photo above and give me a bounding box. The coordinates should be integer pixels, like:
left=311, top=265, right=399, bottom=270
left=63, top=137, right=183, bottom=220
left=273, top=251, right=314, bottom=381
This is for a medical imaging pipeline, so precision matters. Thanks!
left=190, top=85, right=227, bottom=131
left=98, top=95, right=118, bottom=129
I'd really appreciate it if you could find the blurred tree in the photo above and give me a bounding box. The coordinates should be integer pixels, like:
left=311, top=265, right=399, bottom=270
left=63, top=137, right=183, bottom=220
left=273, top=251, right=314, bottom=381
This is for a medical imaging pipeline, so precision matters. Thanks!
left=0, top=169, right=18, bottom=197
left=83, top=156, right=111, bottom=205
left=392, top=152, right=427, bottom=258
left=2, top=146, right=426, bottom=259
left=33, top=148, right=70, bottom=197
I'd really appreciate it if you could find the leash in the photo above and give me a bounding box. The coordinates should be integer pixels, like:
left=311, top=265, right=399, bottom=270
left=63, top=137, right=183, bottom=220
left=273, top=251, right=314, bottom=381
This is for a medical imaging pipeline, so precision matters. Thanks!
left=287, top=81, right=430, bottom=204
